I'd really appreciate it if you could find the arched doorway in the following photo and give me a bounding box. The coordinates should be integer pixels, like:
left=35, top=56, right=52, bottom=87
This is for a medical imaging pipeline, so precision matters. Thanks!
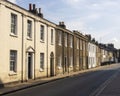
left=26, top=46, right=35, bottom=80
left=50, top=52, right=54, bottom=77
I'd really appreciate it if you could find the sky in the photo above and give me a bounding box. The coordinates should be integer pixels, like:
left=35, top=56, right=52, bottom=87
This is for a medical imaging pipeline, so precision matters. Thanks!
left=8, top=0, right=120, bottom=49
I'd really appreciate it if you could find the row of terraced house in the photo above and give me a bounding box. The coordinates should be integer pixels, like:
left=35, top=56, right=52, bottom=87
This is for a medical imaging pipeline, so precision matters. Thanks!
left=0, top=0, right=118, bottom=86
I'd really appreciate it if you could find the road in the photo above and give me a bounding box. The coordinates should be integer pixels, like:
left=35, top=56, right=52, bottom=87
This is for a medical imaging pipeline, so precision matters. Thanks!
left=3, top=64, right=120, bottom=96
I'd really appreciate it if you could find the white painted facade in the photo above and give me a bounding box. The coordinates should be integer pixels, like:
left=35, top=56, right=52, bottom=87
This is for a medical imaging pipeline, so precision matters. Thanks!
left=88, top=42, right=97, bottom=68
left=0, top=0, right=56, bottom=84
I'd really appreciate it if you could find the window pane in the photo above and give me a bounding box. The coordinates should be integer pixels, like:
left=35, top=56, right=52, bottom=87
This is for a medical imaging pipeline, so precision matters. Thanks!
left=51, top=29, right=53, bottom=44
left=70, top=35, right=73, bottom=48
left=80, top=40, right=83, bottom=50
left=11, top=14, right=17, bottom=35
left=58, top=31, right=62, bottom=45
left=58, top=55, right=62, bottom=67
left=40, top=53, right=44, bottom=69
left=40, top=25, right=44, bottom=41
left=10, top=50, right=17, bottom=72
left=64, top=33, right=67, bottom=47
left=70, top=56, right=73, bottom=67
left=27, top=20, right=32, bottom=38
left=77, top=39, right=79, bottom=49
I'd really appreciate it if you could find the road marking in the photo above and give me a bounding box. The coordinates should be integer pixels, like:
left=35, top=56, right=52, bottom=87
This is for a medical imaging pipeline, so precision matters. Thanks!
left=89, top=69, right=120, bottom=96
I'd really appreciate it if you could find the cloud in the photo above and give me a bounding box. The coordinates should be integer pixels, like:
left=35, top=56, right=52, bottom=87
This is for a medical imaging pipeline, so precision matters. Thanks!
left=62, top=0, right=85, bottom=9
left=110, top=38, right=118, bottom=43
left=109, top=38, right=120, bottom=49
left=64, top=0, right=82, bottom=4
left=15, top=0, right=120, bottom=48
left=66, top=20, right=87, bottom=31
left=8, top=0, right=16, bottom=3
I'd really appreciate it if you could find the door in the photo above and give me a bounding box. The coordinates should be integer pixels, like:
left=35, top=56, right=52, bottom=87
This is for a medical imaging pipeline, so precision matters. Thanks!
left=50, top=52, right=54, bottom=77
left=28, top=52, right=32, bottom=79
left=64, top=57, right=67, bottom=72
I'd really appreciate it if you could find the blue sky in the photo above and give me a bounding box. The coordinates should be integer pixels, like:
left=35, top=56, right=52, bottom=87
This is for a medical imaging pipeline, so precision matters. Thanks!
left=9, top=0, right=120, bottom=49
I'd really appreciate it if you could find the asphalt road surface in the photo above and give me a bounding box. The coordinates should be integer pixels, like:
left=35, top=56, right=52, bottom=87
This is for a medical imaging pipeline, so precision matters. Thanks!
left=3, top=64, right=120, bottom=96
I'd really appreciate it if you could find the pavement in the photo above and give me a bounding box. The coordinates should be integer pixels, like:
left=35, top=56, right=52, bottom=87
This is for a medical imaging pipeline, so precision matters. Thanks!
left=0, top=64, right=120, bottom=96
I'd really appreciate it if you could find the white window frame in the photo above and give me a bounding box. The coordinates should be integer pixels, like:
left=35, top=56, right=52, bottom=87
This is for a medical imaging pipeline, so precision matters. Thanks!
left=51, top=29, right=54, bottom=44
left=77, top=56, right=79, bottom=65
left=80, top=40, right=83, bottom=50
left=27, top=20, right=32, bottom=39
left=11, top=13, right=17, bottom=35
left=77, top=39, right=79, bottom=49
left=64, top=33, right=67, bottom=47
left=58, top=55, right=62, bottom=69
left=70, top=35, right=73, bottom=48
left=58, top=31, right=62, bottom=45
left=70, top=56, right=73, bottom=67
left=40, top=53, right=44, bottom=71
left=40, top=25, right=45, bottom=41
left=83, top=41, right=85, bottom=50
left=10, top=50, right=17, bottom=72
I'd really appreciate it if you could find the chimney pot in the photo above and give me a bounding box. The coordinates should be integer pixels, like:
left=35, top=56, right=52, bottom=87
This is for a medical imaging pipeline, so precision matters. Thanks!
left=39, top=8, right=41, bottom=14
left=35, top=8, right=38, bottom=14
left=59, top=22, right=61, bottom=25
left=61, top=22, right=64, bottom=25
left=29, top=3, right=32, bottom=11
left=33, top=4, right=36, bottom=10
left=59, top=21, right=66, bottom=29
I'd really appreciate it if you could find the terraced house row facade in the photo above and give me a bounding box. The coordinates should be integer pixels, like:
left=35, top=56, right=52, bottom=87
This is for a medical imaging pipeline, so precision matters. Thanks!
left=0, top=0, right=118, bottom=85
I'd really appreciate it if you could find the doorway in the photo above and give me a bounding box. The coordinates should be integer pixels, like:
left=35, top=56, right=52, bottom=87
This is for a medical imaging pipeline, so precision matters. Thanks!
left=50, top=52, right=54, bottom=77
left=64, top=56, right=67, bottom=72
left=28, top=52, right=33, bottom=79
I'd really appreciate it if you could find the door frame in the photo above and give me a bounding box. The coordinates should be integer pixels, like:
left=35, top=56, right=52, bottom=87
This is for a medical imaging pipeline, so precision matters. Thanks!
left=50, top=52, right=54, bottom=77
left=27, top=52, right=33, bottom=79
left=26, top=46, right=35, bottom=80
left=64, top=56, right=67, bottom=72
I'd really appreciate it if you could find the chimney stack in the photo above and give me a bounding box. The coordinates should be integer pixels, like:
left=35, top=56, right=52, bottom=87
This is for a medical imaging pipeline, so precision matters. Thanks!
left=33, top=4, right=36, bottom=11
left=28, top=4, right=43, bottom=18
left=59, top=22, right=62, bottom=25
left=38, top=8, right=43, bottom=18
left=29, top=3, right=32, bottom=11
left=39, top=8, right=41, bottom=14
left=61, top=22, right=64, bottom=25
left=59, top=21, right=66, bottom=29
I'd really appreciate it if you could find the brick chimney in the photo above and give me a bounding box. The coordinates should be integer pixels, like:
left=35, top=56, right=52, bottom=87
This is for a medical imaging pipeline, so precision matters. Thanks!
left=29, top=3, right=32, bottom=11
left=38, top=8, right=43, bottom=18
left=29, top=4, right=43, bottom=18
left=59, top=21, right=66, bottom=29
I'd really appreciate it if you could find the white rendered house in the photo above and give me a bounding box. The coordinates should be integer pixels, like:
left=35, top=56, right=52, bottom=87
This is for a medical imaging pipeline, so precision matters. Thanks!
left=88, top=42, right=97, bottom=68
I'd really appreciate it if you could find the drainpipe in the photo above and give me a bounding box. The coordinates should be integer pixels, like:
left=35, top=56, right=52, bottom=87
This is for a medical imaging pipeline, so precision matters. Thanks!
left=63, top=32, right=64, bottom=74
left=21, top=14, right=24, bottom=82
left=34, top=19, right=36, bottom=80
left=47, top=24, right=49, bottom=77
left=79, top=39, right=80, bottom=71
left=68, top=35, right=69, bottom=74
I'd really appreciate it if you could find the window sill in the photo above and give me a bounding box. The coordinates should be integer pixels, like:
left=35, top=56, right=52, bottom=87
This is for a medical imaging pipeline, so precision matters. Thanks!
left=10, top=33, right=18, bottom=38
left=76, top=65, right=79, bottom=67
left=27, top=37, right=32, bottom=41
left=39, top=68, right=44, bottom=72
left=58, top=44, right=62, bottom=46
left=69, top=66, right=73, bottom=68
left=51, top=43, right=54, bottom=45
left=65, top=45, right=68, bottom=47
left=58, top=66, right=62, bottom=70
left=40, top=40, right=45, bottom=43
left=9, top=71, right=17, bottom=76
